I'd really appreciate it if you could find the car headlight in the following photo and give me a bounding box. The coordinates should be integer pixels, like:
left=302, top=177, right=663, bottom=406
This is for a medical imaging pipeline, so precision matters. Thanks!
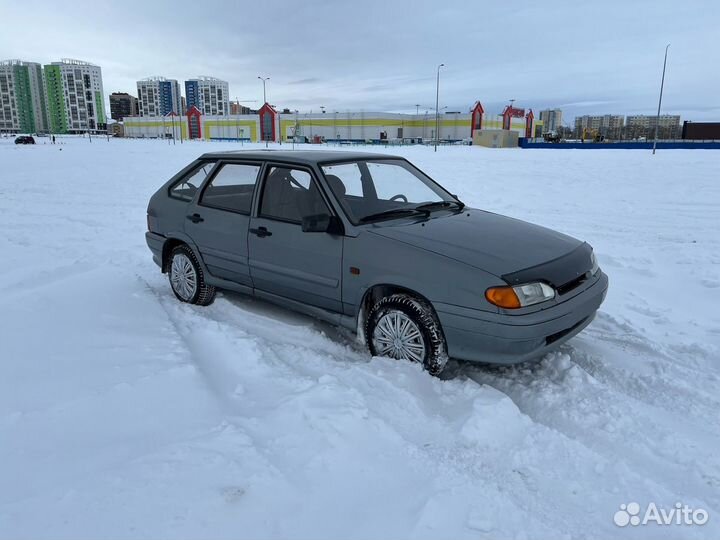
left=485, top=282, right=555, bottom=309
left=590, top=251, right=600, bottom=276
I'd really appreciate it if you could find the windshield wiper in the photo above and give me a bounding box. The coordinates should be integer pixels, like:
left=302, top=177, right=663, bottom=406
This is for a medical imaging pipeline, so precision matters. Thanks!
left=359, top=207, right=430, bottom=223
left=414, top=199, right=465, bottom=212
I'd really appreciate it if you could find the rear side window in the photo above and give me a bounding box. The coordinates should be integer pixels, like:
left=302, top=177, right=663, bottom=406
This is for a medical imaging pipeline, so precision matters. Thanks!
left=200, top=163, right=260, bottom=214
left=170, top=162, right=215, bottom=201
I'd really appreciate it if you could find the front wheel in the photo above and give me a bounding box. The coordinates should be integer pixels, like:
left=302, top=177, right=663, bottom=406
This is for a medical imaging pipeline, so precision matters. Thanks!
left=168, top=244, right=216, bottom=306
left=365, top=294, right=448, bottom=376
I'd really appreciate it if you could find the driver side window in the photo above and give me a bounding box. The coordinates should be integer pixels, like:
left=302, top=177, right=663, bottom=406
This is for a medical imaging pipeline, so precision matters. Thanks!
left=259, top=166, right=329, bottom=223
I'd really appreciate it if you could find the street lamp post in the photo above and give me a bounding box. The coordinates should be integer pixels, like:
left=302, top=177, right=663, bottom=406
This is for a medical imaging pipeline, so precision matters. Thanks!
left=293, top=109, right=299, bottom=150
left=652, top=44, right=670, bottom=155
left=257, top=76, right=269, bottom=105
left=258, top=76, right=270, bottom=147
left=235, top=95, right=240, bottom=144
left=434, top=63, right=444, bottom=152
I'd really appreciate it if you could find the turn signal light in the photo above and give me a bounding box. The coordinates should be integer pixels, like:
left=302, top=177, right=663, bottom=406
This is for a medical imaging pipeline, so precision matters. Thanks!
left=485, top=286, right=521, bottom=309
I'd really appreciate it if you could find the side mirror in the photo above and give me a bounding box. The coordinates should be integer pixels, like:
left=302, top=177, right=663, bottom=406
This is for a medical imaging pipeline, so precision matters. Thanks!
left=301, top=213, right=344, bottom=234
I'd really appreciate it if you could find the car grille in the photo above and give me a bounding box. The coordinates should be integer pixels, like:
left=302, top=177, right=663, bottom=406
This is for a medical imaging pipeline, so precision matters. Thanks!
left=556, top=271, right=591, bottom=296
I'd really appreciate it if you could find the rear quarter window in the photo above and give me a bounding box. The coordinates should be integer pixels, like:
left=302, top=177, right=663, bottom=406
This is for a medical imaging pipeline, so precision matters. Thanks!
left=169, top=162, right=215, bottom=201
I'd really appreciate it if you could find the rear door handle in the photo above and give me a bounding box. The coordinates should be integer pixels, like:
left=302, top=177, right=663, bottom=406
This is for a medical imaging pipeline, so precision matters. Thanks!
left=186, top=213, right=204, bottom=223
left=249, top=226, right=272, bottom=238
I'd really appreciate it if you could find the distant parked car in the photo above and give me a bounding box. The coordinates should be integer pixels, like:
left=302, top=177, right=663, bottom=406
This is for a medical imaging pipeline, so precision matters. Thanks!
left=14, top=135, right=35, bottom=145
left=146, top=150, right=608, bottom=375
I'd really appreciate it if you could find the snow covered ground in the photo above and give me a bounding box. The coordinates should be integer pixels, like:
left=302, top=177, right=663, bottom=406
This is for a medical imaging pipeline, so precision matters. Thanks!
left=1, top=136, right=718, bottom=539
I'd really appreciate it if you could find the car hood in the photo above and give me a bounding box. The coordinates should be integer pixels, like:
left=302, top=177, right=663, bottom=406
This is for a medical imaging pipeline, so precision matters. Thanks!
left=366, top=208, right=583, bottom=278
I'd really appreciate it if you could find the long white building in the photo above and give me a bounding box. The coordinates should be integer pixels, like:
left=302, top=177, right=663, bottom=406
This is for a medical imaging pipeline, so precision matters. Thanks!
left=137, top=77, right=182, bottom=117
left=185, top=77, right=229, bottom=116
left=122, top=102, right=541, bottom=143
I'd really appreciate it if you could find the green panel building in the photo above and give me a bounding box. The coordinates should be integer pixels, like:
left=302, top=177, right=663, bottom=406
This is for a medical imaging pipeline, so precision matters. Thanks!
left=44, top=59, right=106, bottom=134
left=0, top=60, right=48, bottom=134
left=44, top=63, right=68, bottom=134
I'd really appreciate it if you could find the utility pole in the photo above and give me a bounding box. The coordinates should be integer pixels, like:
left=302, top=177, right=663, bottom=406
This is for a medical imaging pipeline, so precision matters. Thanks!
left=653, top=44, right=670, bottom=155
left=434, top=64, right=444, bottom=152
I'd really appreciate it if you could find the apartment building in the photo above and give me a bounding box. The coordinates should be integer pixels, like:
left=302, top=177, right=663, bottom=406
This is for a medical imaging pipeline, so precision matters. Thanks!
left=230, top=101, right=254, bottom=115
left=0, top=59, right=49, bottom=133
left=539, top=109, right=562, bottom=133
left=137, top=77, right=182, bottom=117
left=626, top=114, right=681, bottom=138
left=109, top=92, right=139, bottom=120
left=574, top=114, right=625, bottom=132
left=44, top=59, right=106, bottom=133
left=185, top=77, right=229, bottom=115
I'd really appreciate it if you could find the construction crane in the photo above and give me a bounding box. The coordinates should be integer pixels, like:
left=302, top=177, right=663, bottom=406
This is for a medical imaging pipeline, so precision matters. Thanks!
left=582, top=127, right=604, bottom=143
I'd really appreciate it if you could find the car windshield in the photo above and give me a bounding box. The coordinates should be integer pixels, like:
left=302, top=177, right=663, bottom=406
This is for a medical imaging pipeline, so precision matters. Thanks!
left=320, top=159, right=457, bottom=224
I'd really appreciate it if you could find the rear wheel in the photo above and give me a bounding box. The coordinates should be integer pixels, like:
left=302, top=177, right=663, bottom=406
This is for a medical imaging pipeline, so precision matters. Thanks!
left=168, top=244, right=216, bottom=306
left=365, top=294, right=448, bottom=376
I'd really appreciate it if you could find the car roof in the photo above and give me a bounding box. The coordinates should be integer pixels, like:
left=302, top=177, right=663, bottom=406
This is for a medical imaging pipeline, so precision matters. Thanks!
left=198, top=149, right=401, bottom=165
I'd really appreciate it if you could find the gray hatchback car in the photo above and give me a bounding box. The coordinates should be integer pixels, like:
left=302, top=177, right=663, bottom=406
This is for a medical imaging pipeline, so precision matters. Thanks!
left=146, top=150, right=608, bottom=375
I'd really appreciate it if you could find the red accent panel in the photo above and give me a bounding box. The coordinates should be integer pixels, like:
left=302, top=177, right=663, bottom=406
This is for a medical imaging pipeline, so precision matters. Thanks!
left=259, top=102, right=277, bottom=142
left=471, top=101, right=484, bottom=138
left=186, top=106, right=202, bottom=139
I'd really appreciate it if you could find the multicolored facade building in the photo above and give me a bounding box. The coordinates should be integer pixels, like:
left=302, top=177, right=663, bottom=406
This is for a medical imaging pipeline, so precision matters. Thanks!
left=137, top=77, right=182, bottom=117
left=44, top=59, right=106, bottom=134
left=0, top=60, right=49, bottom=133
left=123, top=100, right=542, bottom=143
left=185, top=77, right=230, bottom=116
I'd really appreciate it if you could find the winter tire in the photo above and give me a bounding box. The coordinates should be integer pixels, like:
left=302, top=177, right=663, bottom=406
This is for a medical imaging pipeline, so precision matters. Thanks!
left=168, top=244, right=216, bottom=306
left=365, top=293, right=448, bottom=376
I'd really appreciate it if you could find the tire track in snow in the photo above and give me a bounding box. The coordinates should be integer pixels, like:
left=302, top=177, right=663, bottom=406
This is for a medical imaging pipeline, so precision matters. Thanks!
left=462, top=348, right=720, bottom=516
left=572, top=312, right=720, bottom=431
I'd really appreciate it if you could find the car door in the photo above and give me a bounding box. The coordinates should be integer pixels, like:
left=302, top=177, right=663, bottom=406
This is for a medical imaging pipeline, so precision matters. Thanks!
left=184, top=161, right=261, bottom=288
left=248, top=164, right=343, bottom=312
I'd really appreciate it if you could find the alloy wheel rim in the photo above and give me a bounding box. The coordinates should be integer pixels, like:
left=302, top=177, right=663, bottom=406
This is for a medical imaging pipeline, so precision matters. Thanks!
left=170, top=254, right=197, bottom=301
left=372, top=310, right=426, bottom=363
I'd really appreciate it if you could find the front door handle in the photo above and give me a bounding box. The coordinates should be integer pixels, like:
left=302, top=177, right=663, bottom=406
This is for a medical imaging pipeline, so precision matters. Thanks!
left=186, top=213, right=204, bottom=223
left=249, top=226, right=272, bottom=238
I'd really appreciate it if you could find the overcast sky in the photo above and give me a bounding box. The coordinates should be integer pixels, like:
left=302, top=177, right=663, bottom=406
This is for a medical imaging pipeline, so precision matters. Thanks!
left=2, top=0, right=719, bottom=122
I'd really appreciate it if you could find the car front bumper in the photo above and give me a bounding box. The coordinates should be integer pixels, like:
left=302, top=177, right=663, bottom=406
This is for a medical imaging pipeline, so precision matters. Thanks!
left=434, top=271, right=609, bottom=364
